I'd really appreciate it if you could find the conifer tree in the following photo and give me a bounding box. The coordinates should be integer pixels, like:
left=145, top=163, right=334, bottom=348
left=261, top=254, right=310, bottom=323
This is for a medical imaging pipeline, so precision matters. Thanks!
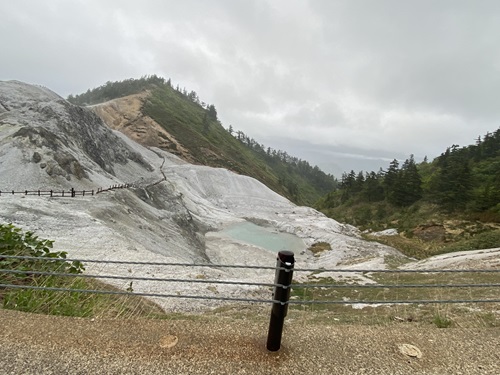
left=397, top=154, right=422, bottom=206
left=432, top=145, right=472, bottom=210
left=384, top=159, right=400, bottom=204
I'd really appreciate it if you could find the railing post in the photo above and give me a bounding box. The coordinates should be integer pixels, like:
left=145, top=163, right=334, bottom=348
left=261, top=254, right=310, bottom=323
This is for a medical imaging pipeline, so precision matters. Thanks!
left=266, top=250, right=295, bottom=352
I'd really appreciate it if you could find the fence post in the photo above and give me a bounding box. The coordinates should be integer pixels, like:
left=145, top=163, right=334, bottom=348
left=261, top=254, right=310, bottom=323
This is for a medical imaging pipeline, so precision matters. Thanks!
left=71, top=188, right=75, bottom=197
left=266, top=250, right=295, bottom=352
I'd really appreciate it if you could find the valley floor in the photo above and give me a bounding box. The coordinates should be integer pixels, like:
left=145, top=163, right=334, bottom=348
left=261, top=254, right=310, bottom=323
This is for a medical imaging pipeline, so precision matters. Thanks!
left=1, top=308, right=498, bottom=375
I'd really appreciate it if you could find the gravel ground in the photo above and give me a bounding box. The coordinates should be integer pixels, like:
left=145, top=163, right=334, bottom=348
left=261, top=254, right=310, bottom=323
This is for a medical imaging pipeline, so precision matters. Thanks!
left=1, top=308, right=499, bottom=375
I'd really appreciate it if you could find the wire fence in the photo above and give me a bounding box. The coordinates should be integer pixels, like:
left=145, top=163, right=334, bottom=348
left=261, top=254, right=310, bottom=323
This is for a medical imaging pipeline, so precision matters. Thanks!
left=0, top=184, right=132, bottom=198
left=1, top=254, right=499, bottom=306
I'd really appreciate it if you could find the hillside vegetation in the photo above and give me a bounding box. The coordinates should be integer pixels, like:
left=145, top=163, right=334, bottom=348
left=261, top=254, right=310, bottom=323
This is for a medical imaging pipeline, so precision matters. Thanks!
left=316, top=129, right=500, bottom=258
left=68, top=76, right=336, bottom=205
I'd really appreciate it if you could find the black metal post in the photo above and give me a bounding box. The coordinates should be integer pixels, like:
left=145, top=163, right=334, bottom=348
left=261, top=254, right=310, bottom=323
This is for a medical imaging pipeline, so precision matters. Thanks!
left=266, top=250, right=295, bottom=352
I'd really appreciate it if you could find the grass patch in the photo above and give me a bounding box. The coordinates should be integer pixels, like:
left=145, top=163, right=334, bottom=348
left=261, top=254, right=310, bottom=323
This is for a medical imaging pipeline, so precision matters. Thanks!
left=308, top=242, right=332, bottom=255
left=433, top=314, right=453, bottom=328
left=2, top=276, right=168, bottom=319
left=365, top=227, right=500, bottom=260
left=288, top=271, right=500, bottom=327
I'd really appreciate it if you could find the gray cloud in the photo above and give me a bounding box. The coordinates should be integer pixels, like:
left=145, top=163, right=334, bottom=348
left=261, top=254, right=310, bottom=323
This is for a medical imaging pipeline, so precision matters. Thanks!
left=1, top=0, right=498, bottom=176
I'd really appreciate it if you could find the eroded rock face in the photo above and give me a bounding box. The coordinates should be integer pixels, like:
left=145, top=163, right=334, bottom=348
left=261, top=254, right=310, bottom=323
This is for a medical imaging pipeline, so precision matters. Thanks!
left=92, top=92, right=195, bottom=163
left=0, top=80, right=152, bottom=186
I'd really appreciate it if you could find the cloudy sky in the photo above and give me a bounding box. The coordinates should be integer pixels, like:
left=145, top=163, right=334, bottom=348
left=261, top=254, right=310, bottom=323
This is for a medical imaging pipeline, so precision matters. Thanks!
left=2, top=0, right=499, bottom=176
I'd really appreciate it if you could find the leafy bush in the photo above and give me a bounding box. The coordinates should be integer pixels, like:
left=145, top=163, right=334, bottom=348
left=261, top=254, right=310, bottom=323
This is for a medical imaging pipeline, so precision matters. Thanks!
left=433, top=314, right=453, bottom=328
left=1, top=223, right=85, bottom=314
left=1, top=224, right=167, bottom=318
left=0, top=223, right=84, bottom=283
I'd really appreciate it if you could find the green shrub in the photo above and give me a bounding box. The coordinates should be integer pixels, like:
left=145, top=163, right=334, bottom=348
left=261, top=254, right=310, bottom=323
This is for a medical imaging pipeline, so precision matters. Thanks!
left=1, top=223, right=85, bottom=313
left=433, top=314, right=453, bottom=328
left=308, top=241, right=332, bottom=255
left=1, top=224, right=167, bottom=318
left=0, top=223, right=84, bottom=282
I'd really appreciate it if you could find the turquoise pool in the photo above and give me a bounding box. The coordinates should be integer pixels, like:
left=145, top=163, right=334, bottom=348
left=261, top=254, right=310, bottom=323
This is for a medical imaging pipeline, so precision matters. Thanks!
left=219, top=221, right=305, bottom=253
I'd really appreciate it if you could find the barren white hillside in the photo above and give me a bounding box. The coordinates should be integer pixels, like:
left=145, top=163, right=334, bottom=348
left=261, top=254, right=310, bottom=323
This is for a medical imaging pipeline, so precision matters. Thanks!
left=0, top=80, right=409, bottom=311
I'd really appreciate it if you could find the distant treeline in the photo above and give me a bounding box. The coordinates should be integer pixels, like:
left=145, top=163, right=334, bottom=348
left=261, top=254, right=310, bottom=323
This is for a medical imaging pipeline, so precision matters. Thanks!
left=67, top=75, right=166, bottom=105
left=67, top=75, right=219, bottom=114
left=228, top=128, right=337, bottom=199
left=317, top=128, right=500, bottom=221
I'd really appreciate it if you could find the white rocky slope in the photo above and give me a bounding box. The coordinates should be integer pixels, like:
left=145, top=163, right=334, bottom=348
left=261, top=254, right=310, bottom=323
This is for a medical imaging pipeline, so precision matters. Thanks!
left=0, top=81, right=411, bottom=311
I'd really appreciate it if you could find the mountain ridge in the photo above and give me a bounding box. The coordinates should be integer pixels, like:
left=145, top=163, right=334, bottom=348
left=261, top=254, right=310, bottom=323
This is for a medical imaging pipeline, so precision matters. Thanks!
left=68, top=76, right=337, bottom=206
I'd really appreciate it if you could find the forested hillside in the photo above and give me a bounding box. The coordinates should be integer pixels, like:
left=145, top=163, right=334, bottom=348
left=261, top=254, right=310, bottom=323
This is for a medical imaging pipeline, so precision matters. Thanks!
left=316, top=129, right=500, bottom=257
left=68, top=76, right=336, bottom=205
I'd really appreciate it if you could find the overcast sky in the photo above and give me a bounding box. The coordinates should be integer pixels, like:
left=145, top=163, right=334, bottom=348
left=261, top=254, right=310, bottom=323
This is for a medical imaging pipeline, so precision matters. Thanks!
left=2, top=0, right=499, bottom=176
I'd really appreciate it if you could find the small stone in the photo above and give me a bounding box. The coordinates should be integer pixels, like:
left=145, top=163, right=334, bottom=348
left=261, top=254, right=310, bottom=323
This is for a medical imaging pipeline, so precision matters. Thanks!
left=398, top=343, right=422, bottom=358
left=32, top=151, right=42, bottom=163
left=159, top=335, right=178, bottom=348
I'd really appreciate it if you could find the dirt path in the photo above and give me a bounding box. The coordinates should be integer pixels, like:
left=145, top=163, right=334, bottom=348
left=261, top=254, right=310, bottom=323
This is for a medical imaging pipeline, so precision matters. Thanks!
left=0, top=308, right=498, bottom=375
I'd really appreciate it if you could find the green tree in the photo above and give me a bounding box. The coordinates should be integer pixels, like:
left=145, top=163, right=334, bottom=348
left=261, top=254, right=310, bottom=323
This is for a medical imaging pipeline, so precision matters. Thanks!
left=384, top=159, right=400, bottom=204
left=431, top=145, right=472, bottom=211
left=397, top=155, right=422, bottom=206
left=207, top=104, right=218, bottom=121
left=363, top=171, right=384, bottom=202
